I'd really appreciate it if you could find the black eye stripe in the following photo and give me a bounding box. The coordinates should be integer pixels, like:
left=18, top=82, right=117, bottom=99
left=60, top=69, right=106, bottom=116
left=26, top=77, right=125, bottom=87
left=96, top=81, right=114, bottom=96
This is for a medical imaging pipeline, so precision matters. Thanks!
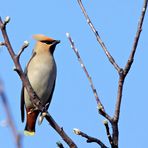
left=41, top=40, right=53, bottom=44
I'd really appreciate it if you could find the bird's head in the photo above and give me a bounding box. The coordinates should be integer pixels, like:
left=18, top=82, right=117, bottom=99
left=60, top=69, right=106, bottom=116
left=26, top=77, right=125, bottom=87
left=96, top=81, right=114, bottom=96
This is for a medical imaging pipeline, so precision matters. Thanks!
left=33, top=34, right=60, bottom=54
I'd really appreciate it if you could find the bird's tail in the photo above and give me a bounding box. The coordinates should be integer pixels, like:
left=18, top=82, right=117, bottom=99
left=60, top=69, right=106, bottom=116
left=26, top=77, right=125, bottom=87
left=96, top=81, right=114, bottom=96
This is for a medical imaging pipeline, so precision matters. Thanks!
left=24, top=109, right=39, bottom=136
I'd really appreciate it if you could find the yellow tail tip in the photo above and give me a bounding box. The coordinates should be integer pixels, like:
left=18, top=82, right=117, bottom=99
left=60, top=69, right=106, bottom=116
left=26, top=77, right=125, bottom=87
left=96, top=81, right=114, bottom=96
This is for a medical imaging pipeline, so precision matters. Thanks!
left=24, top=130, right=35, bottom=136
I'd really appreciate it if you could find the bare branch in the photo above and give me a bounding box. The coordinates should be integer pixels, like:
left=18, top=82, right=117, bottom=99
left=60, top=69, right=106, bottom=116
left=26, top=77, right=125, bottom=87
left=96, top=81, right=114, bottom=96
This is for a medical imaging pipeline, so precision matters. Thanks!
left=0, top=80, right=22, bottom=148
left=75, top=1, right=148, bottom=147
left=0, top=16, right=10, bottom=29
left=103, top=120, right=114, bottom=148
left=112, top=0, right=148, bottom=146
left=46, top=115, right=77, bottom=148
left=77, top=0, right=121, bottom=73
left=124, top=0, right=148, bottom=76
left=114, top=0, right=148, bottom=122
left=0, top=16, right=77, bottom=148
left=17, top=41, right=29, bottom=59
left=3, top=16, right=10, bottom=26
left=73, top=128, right=108, bottom=148
left=113, top=70, right=124, bottom=123
left=66, top=33, right=112, bottom=122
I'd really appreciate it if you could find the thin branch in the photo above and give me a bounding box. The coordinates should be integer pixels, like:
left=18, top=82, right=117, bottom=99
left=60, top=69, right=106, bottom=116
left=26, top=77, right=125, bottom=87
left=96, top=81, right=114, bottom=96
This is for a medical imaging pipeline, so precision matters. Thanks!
left=76, top=1, right=147, bottom=148
left=46, top=115, right=77, bottom=148
left=17, top=41, right=29, bottom=59
left=124, top=0, right=148, bottom=76
left=77, top=0, right=121, bottom=73
left=113, top=70, right=124, bottom=122
left=73, top=128, right=108, bottom=148
left=66, top=33, right=112, bottom=122
left=112, top=0, right=148, bottom=146
left=103, top=120, right=114, bottom=148
left=114, top=0, right=148, bottom=122
left=0, top=16, right=77, bottom=148
left=0, top=80, right=22, bottom=148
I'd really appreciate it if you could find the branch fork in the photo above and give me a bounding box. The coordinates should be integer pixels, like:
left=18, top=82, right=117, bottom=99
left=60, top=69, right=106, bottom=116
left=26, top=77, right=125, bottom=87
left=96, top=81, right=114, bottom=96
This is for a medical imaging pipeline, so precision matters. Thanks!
left=73, top=128, right=108, bottom=148
left=67, top=0, right=148, bottom=147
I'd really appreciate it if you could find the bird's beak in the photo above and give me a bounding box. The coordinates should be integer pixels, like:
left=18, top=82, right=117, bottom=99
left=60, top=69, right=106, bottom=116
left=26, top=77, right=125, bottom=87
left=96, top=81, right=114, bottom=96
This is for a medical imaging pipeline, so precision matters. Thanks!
left=52, top=40, right=60, bottom=45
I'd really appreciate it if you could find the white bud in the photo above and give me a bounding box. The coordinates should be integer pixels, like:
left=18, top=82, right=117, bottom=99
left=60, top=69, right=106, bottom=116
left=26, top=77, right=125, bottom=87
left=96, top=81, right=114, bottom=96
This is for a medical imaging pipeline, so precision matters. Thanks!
left=66, top=32, right=70, bottom=38
left=24, top=40, right=29, bottom=47
left=75, top=48, right=78, bottom=52
left=70, top=45, right=73, bottom=49
left=97, top=103, right=103, bottom=110
left=73, top=128, right=80, bottom=135
left=87, top=19, right=89, bottom=23
left=5, top=16, right=10, bottom=23
left=103, top=120, right=108, bottom=125
left=80, top=63, right=84, bottom=68
left=142, top=8, right=145, bottom=12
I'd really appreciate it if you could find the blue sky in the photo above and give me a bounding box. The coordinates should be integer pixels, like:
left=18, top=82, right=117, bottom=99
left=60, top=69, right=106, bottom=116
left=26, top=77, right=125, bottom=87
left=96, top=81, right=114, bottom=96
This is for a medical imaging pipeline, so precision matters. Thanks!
left=0, top=1, right=148, bottom=148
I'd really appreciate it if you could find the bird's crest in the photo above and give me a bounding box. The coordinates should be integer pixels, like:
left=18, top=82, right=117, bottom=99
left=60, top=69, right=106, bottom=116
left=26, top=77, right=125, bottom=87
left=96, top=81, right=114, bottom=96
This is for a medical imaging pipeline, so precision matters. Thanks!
left=33, top=34, right=55, bottom=42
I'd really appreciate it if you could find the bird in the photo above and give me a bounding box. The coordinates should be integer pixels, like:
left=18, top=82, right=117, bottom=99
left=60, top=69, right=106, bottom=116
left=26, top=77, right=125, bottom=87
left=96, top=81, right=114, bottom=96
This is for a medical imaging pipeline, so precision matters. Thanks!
left=21, top=34, right=60, bottom=136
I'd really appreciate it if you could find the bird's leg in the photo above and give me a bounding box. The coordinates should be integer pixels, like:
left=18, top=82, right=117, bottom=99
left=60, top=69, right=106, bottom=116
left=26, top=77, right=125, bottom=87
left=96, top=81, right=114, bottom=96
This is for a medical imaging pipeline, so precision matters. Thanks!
left=27, top=107, right=39, bottom=115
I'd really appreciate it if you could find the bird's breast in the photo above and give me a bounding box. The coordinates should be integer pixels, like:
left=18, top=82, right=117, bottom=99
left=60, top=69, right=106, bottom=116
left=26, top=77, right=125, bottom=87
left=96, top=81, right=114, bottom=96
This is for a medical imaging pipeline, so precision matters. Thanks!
left=24, top=53, right=56, bottom=107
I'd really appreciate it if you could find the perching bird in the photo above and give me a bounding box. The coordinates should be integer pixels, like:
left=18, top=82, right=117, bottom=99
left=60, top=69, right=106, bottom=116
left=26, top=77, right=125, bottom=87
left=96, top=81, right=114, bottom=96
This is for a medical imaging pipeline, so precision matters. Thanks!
left=21, top=34, right=60, bottom=136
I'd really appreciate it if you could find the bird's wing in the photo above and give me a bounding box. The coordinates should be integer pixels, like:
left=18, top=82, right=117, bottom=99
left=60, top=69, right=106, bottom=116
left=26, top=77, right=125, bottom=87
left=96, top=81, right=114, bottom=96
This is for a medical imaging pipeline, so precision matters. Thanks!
left=20, top=52, right=36, bottom=122
left=20, top=86, right=25, bottom=122
left=26, top=52, right=36, bottom=73
left=46, top=80, right=56, bottom=110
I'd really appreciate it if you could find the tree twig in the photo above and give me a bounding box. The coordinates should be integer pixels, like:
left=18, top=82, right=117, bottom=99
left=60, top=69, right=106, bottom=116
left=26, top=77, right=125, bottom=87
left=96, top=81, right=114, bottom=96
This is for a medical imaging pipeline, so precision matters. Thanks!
left=73, top=128, right=108, bottom=148
left=66, top=33, right=112, bottom=122
left=124, top=0, right=148, bottom=76
left=113, top=0, right=148, bottom=123
left=103, top=120, right=114, bottom=148
left=76, top=0, right=148, bottom=147
left=17, top=41, right=29, bottom=59
left=112, top=0, right=148, bottom=146
left=0, top=80, right=22, bottom=148
left=46, top=115, right=77, bottom=148
left=0, top=16, right=77, bottom=148
left=77, top=0, right=121, bottom=73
